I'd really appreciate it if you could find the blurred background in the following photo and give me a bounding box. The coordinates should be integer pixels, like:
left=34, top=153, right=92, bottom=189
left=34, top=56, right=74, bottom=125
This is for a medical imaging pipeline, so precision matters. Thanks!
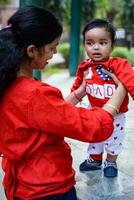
left=0, top=0, right=134, bottom=77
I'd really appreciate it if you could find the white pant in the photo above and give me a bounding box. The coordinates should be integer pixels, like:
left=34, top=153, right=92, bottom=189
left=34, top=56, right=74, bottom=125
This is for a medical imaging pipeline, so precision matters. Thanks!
left=87, top=113, right=126, bottom=156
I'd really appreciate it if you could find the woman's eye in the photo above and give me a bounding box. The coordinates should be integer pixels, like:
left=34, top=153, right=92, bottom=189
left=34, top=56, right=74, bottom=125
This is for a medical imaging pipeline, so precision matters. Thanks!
left=51, top=47, right=56, bottom=51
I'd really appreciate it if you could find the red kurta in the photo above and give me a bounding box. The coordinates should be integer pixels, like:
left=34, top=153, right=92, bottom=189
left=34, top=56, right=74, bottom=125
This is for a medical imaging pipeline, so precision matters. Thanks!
left=0, top=77, right=114, bottom=200
left=71, top=57, right=134, bottom=112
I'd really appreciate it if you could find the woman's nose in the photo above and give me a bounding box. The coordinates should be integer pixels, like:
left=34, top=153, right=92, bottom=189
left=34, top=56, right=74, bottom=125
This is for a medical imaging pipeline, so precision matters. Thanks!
left=54, top=49, right=57, bottom=54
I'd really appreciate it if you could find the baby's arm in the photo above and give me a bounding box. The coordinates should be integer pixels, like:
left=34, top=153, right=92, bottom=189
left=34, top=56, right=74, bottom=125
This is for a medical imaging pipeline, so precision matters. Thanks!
left=71, top=59, right=90, bottom=92
left=71, top=66, right=85, bottom=92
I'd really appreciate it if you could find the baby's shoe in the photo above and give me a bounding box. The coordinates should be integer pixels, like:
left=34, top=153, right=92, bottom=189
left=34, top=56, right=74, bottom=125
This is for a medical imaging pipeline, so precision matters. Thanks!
left=104, top=160, right=118, bottom=177
left=79, top=157, right=102, bottom=171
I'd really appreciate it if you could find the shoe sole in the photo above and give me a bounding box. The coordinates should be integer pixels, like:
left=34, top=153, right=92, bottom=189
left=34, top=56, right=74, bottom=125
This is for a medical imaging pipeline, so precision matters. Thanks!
left=104, top=174, right=118, bottom=178
left=80, top=167, right=102, bottom=171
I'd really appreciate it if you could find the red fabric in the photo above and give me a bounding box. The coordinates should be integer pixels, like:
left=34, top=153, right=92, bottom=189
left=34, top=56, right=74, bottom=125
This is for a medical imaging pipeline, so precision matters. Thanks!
left=71, top=57, right=134, bottom=113
left=0, top=77, right=114, bottom=200
left=90, top=153, right=103, bottom=161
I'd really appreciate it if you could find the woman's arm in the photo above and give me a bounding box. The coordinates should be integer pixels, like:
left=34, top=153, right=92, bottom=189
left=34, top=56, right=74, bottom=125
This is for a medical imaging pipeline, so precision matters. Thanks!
left=101, top=68, right=127, bottom=115
left=65, top=78, right=86, bottom=105
left=103, top=82, right=126, bottom=115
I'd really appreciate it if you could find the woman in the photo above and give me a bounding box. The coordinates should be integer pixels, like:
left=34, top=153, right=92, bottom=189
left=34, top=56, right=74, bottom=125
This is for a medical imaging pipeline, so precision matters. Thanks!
left=0, top=5, right=126, bottom=200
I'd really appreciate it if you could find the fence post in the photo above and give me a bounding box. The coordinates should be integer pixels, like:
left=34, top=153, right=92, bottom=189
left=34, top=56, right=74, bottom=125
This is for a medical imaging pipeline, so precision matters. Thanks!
left=69, top=0, right=82, bottom=76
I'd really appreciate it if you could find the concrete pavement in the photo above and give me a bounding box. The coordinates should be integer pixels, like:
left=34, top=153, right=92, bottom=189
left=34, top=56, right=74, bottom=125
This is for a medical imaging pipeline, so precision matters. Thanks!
left=0, top=70, right=134, bottom=200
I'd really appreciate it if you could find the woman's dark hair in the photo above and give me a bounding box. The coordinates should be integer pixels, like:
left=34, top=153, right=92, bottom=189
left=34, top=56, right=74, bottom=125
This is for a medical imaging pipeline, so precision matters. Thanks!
left=0, top=5, right=63, bottom=97
left=82, top=19, right=116, bottom=44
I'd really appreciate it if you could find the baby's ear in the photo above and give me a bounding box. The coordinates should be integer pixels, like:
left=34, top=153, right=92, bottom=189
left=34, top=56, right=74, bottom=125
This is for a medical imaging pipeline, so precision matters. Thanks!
left=111, top=43, right=115, bottom=50
left=27, top=45, right=37, bottom=58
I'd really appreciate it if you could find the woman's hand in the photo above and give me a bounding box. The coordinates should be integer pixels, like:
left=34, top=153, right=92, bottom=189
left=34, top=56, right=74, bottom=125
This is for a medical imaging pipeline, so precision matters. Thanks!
left=77, top=77, right=86, bottom=95
left=101, top=68, right=120, bottom=85
left=101, top=68, right=119, bottom=85
left=65, top=77, right=86, bottom=105
left=102, top=69, right=127, bottom=116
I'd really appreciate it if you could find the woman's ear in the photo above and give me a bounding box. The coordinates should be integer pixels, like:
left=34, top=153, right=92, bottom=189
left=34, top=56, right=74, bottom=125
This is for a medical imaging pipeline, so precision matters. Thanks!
left=27, top=45, right=37, bottom=59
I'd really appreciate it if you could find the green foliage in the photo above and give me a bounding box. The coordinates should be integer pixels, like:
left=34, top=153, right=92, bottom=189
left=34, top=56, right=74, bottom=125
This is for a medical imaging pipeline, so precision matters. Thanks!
left=57, top=43, right=70, bottom=68
left=95, top=0, right=109, bottom=18
left=43, top=64, right=63, bottom=76
left=0, top=0, right=9, bottom=4
left=57, top=42, right=84, bottom=68
left=43, top=0, right=71, bottom=26
left=43, top=0, right=134, bottom=32
left=128, top=50, right=134, bottom=65
left=120, top=0, right=134, bottom=28
left=111, top=47, right=134, bottom=65
left=43, top=0, right=96, bottom=28
left=81, top=0, right=96, bottom=27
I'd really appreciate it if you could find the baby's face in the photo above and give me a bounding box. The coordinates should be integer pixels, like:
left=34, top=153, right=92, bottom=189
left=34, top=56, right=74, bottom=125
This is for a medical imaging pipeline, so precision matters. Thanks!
left=84, top=27, right=113, bottom=62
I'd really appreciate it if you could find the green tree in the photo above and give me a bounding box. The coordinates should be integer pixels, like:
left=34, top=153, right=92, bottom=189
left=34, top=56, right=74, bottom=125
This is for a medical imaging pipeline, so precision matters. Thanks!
left=42, top=0, right=134, bottom=46
left=42, top=0, right=133, bottom=29
left=95, top=0, right=124, bottom=26
left=120, top=0, right=134, bottom=47
left=121, top=0, right=134, bottom=28
left=0, top=0, right=9, bottom=4
left=43, top=0, right=70, bottom=25
left=81, top=0, right=96, bottom=27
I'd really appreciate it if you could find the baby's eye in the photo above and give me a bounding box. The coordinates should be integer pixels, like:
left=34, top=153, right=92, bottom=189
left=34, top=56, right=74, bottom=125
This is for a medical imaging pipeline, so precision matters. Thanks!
left=87, top=42, right=93, bottom=46
left=100, top=41, right=107, bottom=45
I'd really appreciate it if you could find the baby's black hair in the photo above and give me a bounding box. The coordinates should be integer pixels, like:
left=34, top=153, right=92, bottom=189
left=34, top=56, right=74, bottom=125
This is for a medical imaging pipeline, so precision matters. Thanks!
left=82, top=19, right=116, bottom=44
left=0, top=5, right=63, bottom=97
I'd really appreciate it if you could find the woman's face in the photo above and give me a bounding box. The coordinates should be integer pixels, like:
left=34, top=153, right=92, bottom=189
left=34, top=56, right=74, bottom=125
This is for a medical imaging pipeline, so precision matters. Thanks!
left=84, top=27, right=113, bottom=61
left=31, top=36, right=61, bottom=70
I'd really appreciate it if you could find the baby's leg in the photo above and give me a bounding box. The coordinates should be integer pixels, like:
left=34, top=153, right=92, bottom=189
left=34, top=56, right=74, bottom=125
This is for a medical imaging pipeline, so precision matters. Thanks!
left=105, top=113, right=126, bottom=159
left=104, top=113, right=126, bottom=177
left=79, top=142, right=104, bottom=171
left=87, top=142, right=103, bottom=161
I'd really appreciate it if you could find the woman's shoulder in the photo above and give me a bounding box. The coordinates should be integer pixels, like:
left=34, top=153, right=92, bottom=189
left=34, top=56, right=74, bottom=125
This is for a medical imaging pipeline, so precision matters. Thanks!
left=9, top=77, right=63, bottom=102
left=24, top=77, right=61, bottom=94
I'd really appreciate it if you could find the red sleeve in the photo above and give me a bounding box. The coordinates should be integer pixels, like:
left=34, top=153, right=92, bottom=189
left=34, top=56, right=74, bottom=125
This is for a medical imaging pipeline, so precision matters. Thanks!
left=71, top=60, right=90, bottom=92
left=28, top=84, right=114, bottom=143
left=111, top=58, right=134, bottom=99
left=71, top=64, right=84, bottom=92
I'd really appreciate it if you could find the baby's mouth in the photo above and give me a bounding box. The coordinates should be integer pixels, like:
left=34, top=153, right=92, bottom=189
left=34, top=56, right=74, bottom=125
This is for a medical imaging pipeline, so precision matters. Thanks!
left=93, top=53, right=102, bottom=58
left=93, top=53, right=101, bottom=56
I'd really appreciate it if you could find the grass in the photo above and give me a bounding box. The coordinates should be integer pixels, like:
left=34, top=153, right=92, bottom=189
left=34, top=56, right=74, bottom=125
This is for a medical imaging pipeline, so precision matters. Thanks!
left=43, top=64, right=66, bottom=77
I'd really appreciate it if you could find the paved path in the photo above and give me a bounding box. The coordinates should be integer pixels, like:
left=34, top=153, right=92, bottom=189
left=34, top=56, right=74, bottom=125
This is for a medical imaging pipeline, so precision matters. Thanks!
left=0, top=71, right=134, bottom=200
